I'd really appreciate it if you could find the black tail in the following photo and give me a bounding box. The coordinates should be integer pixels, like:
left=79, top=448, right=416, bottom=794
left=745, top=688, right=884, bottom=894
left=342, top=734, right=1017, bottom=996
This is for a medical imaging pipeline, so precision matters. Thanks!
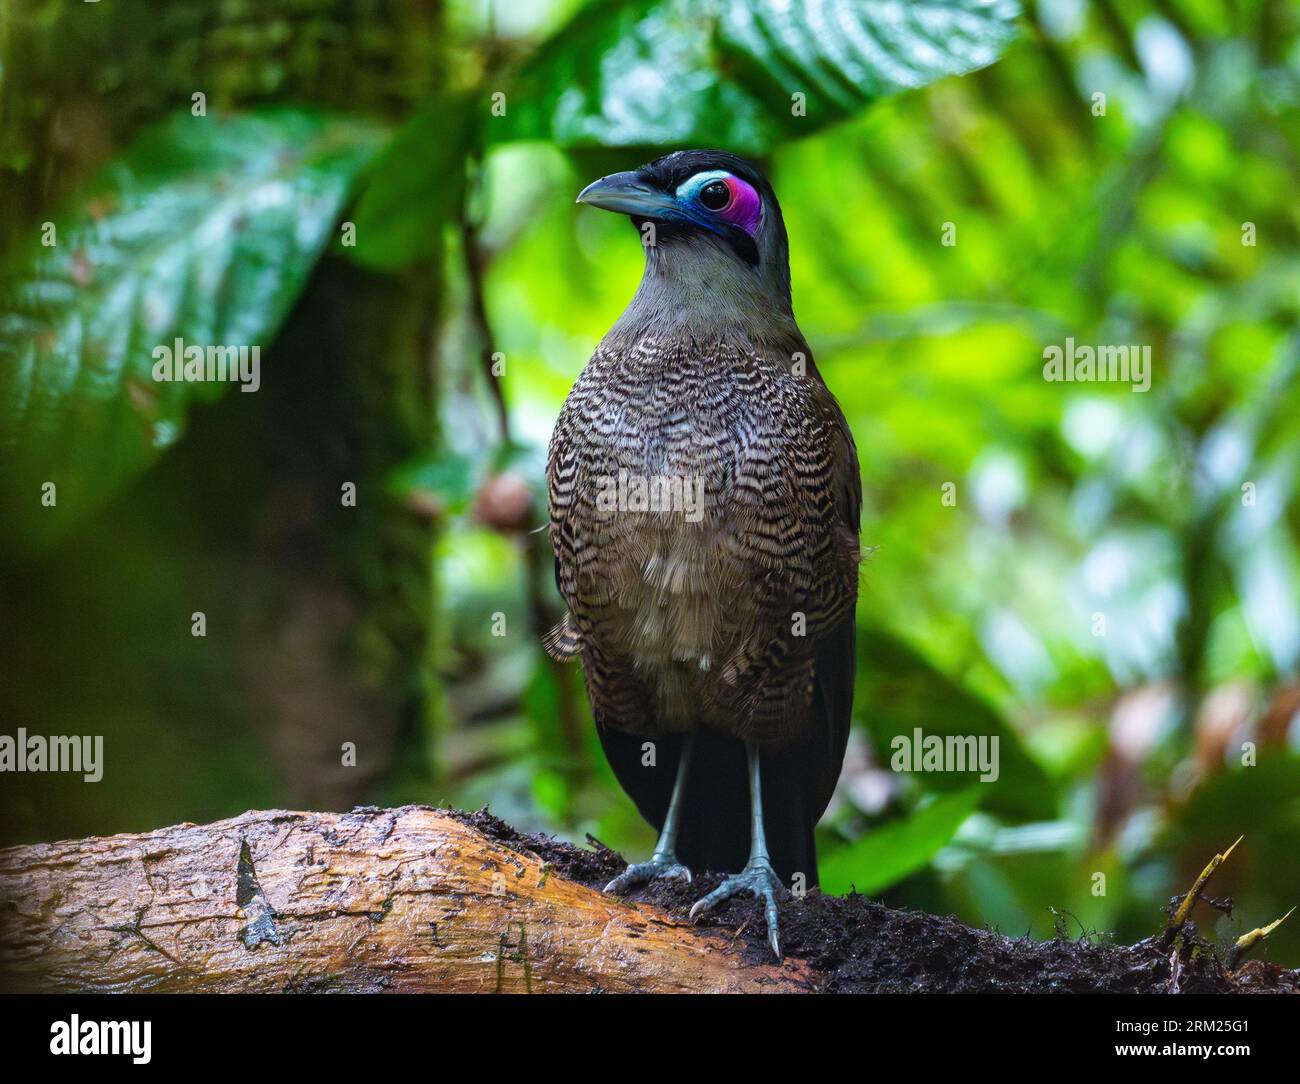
left=596, top=615, right=855, bottom=887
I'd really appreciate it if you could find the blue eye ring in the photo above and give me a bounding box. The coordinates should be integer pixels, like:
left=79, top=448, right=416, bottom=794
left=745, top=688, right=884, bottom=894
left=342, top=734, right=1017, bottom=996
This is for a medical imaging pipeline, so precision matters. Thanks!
left=674, top=170, right=762, bottom=236
left=675, top=169, right=731, bottom=205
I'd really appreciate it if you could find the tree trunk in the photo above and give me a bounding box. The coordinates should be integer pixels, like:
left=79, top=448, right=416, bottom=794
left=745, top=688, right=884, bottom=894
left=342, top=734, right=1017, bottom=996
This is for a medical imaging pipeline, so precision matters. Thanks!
left=1, top=805, right=1296, bottom=994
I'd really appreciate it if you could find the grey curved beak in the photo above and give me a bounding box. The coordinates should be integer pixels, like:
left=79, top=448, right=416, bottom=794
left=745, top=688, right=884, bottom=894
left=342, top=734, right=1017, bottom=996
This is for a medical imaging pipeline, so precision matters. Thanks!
left=576, top=171, right=676, bottom=217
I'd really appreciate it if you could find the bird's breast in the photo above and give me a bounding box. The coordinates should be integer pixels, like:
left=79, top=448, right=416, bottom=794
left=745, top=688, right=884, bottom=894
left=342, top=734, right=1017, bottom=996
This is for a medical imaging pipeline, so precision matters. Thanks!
left=561, top=355, right=805, bottom=688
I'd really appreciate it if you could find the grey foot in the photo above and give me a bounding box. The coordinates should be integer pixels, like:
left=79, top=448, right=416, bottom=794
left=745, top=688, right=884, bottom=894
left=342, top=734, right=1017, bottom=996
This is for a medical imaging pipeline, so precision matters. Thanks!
left=689, top=860, right=787, bottom=959
left=604, top=855, right=692, bottom=895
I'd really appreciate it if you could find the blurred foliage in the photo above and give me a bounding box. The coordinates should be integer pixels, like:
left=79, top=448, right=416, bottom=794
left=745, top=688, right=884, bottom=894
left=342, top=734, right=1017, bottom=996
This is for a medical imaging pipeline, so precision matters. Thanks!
left=2, top=0, right=1299, bottom=966
left=0, top=109, right=382, bottom=543
left=495, top=0, right=1020, bottom=151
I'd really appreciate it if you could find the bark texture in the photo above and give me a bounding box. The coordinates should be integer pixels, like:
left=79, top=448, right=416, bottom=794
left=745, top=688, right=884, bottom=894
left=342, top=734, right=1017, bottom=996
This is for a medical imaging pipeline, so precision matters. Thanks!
left=1, top=804, right=1297, bottom=994
left=0, top=805, right=814, bottom=993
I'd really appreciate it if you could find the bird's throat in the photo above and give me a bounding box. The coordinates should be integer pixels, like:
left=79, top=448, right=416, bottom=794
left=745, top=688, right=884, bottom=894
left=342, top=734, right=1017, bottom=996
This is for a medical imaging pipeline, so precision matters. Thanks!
left=610, top=234, right=796, bottom=344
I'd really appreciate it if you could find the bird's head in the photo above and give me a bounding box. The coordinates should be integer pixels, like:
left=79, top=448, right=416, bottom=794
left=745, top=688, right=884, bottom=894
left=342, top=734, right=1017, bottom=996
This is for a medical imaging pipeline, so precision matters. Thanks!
left=577, top=150, right=793, bottom=322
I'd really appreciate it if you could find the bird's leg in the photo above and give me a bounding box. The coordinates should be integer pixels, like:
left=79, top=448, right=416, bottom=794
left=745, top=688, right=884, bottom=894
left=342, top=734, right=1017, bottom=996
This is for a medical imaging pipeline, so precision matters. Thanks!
left=604, top=735, right=694, bottom=893
left=689, top=740, right=788, bottom=958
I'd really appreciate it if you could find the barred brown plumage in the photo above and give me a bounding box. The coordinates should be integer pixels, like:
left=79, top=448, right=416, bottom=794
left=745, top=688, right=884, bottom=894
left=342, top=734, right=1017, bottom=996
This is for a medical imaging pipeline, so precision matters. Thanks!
left=547, top=335, right=859, bottom=741
left=546, top=149, right=862, bottom=957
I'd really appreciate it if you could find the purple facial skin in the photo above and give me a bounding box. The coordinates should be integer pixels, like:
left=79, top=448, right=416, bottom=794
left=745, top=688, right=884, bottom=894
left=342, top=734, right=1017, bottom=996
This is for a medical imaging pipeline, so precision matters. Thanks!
left=719, top=174, right=762, bottom=235
left=675, top=169, right=764, bottom=237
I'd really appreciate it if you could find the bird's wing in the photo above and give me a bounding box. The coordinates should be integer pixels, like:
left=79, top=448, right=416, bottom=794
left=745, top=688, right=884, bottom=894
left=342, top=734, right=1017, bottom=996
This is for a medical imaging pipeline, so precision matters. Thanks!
left=543, top=375, right=587, bottom=661
left=763, top=341, right=861, bottom=839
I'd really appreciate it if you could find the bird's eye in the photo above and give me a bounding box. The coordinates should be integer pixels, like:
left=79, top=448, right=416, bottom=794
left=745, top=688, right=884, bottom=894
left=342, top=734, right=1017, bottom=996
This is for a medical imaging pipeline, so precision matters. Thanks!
left=699, top=180, right=731, bottom=211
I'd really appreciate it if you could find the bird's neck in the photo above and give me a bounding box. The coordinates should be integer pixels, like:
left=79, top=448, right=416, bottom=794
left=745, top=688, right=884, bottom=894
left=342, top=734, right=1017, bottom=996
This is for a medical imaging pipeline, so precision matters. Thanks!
left=606, top=236, right=799, bottom=349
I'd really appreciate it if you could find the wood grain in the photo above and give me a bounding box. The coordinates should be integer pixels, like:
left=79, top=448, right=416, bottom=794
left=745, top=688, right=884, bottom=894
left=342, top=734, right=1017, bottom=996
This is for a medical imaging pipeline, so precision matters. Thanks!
left=0, top=806, right=819, bottom=993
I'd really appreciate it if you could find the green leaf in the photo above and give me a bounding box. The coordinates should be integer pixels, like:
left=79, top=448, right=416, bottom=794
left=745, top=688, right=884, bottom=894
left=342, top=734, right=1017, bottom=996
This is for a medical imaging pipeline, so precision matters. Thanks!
left=820, top=787, right=980, bottom=895
left=0, top=108, right=383, bottom=546
left=856, top=627, right=1058, bottom=820
left=347, top=95, right=476, bottom=270
left=496, top=0, right=1021, bottom=153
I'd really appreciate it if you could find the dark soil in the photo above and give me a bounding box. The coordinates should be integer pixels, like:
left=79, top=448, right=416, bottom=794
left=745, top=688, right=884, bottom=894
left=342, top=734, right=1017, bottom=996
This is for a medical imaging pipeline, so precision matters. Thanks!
left=451, top=806, right=1300, bottom=994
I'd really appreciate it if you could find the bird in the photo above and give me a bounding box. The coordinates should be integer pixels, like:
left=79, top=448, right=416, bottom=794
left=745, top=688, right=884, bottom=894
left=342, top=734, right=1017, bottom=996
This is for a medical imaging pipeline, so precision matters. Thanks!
left=545, top=149, right=861, bottom=957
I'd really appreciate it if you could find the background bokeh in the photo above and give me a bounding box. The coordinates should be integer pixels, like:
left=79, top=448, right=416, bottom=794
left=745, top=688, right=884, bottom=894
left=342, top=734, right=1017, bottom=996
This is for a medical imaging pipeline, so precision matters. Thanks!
left=2, top=0, right=1299, bottom=965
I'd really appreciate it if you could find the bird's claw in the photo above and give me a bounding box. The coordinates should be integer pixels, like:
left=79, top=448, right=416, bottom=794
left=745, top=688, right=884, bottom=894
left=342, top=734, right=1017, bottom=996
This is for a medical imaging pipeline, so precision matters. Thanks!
left=689, top=860, right=787, bottom=959
left=603, top=855, right=692, bottom=895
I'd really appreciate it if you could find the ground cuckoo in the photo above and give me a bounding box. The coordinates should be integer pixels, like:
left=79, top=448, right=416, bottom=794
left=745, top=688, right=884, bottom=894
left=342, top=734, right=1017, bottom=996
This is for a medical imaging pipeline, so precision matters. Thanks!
left=545, top=150, right=861, bottom=956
